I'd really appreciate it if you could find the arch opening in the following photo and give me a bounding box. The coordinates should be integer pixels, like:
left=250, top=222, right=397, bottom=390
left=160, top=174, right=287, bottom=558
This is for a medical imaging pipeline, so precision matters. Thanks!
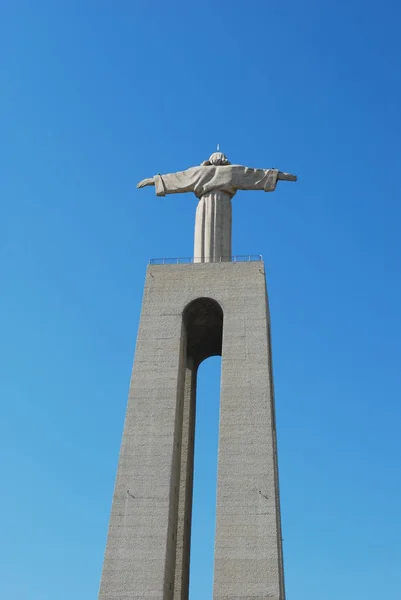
left=184, top=297, right=223, bottom=367
left=173, top=298, right=223, bottom=600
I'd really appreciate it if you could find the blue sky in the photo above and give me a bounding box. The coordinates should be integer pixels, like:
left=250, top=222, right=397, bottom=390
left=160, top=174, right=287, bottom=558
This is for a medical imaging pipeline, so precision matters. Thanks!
left=1, top=1, right=401, bottom=598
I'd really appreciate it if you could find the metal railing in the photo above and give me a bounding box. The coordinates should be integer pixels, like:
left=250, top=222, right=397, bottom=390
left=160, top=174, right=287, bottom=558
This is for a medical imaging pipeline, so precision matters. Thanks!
left=149, top=255, right=263, bottom=265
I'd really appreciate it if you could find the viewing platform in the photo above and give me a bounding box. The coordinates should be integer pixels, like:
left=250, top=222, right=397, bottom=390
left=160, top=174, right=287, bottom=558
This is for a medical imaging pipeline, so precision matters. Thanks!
left=149, top=254, right=263, bottom=265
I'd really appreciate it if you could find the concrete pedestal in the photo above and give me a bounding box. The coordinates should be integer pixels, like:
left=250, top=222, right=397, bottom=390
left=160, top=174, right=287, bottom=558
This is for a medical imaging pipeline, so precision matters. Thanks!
left=98, top=261, right=285, bottom=600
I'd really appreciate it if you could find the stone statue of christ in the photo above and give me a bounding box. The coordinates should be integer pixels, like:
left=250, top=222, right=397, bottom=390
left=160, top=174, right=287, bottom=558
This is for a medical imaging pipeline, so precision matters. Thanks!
left=137, top=152, right=296, bottom=263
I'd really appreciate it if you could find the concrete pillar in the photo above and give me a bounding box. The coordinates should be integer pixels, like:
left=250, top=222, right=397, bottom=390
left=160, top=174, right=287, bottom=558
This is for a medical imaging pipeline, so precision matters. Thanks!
left=98, top=261, right=285, bottom=600
left=174, top=360, right=196, bottom=600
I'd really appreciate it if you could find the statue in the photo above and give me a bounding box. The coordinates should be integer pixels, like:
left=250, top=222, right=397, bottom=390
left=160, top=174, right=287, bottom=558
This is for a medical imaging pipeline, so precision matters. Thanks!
left=137, top=152, right=297, bottom=263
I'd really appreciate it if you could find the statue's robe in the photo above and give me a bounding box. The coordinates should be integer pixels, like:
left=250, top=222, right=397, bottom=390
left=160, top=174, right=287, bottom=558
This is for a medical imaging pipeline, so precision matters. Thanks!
left=154, top=165, right=279, bottom=263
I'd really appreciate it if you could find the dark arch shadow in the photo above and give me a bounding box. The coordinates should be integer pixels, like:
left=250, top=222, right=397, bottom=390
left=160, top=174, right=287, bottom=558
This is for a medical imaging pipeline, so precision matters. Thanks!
left=183, top=297, right=223, bottom=368
left=172, top=297, right=224, bottom=600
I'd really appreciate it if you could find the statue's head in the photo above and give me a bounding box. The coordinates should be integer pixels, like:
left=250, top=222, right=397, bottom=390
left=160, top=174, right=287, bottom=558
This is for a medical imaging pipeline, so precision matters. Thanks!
left=201, top=152, right=231, bottom=166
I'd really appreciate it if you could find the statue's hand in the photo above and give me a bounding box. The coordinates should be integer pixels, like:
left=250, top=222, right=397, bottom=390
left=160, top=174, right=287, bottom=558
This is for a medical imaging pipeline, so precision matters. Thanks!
left=137, top=177, right=155, bottom=189
left=277, top=172, right=297, bottom=182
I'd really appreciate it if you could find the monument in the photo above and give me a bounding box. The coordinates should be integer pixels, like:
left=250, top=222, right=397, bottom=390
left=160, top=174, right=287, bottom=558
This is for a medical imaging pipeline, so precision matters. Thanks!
left=98, top=152, right=297, bottom=600
left=137, top=152, right=296, bottom=263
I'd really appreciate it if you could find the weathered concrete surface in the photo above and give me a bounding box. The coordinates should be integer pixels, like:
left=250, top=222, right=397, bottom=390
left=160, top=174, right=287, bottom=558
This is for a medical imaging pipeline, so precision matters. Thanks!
left=98, top=261, right=285, bottom=600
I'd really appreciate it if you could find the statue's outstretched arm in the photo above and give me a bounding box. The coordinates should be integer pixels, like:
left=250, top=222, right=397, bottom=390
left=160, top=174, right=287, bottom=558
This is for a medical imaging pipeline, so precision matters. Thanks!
left=137, top=177, right=155, bottom=189
left=277, top=172, right=297, bottom=182
left=230, top=166, right=297, bottom=193
left=137, top=168, right=200, bottom=196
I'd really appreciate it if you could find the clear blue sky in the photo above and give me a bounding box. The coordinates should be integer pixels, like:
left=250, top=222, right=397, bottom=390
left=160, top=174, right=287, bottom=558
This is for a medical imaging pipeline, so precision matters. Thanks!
left=1, top=2, right=401, bottom=598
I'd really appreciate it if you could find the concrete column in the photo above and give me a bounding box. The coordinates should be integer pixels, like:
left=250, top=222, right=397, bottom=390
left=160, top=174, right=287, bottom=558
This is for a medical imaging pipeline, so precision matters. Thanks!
left=174, top=360, right=197, bottom=600
left=98, top=294, right=186, bottom=600
left=213, top=285, right=285, bottom=600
